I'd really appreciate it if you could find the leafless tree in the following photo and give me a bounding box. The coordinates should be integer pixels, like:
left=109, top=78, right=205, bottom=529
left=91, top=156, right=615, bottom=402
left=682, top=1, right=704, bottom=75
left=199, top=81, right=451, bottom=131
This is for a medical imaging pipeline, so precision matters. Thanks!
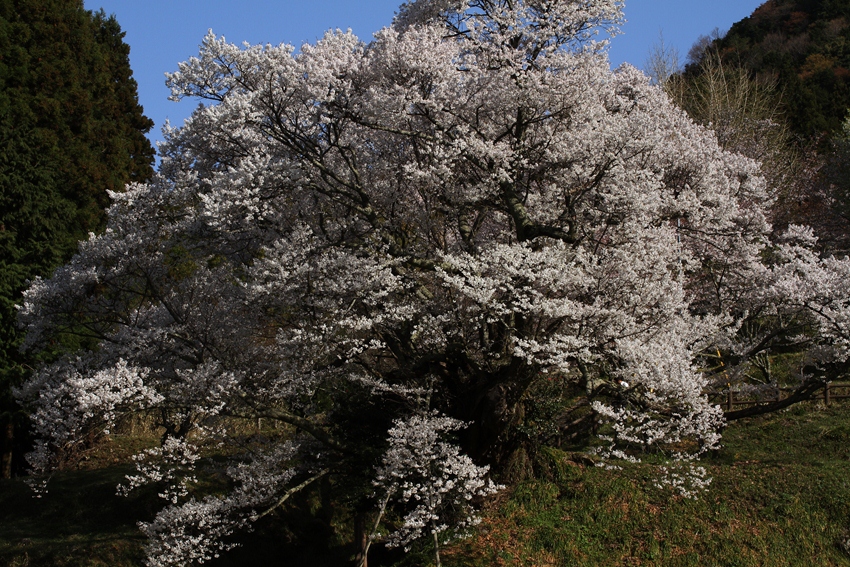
left=643, top=30, right=680, bottom=86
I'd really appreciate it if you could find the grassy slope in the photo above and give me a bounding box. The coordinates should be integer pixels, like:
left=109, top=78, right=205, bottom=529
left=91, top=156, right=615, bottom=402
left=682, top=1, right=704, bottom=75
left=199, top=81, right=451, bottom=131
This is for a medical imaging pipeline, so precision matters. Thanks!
left=1, top=403, right=848, bottom=566
left=436, top=403, right=850, bottom=567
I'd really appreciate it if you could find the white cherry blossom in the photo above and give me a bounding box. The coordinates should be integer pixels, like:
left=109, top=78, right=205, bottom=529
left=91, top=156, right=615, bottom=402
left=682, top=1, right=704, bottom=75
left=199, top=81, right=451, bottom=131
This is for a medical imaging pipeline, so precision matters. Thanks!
left=16, top=1, right=850, bottom=563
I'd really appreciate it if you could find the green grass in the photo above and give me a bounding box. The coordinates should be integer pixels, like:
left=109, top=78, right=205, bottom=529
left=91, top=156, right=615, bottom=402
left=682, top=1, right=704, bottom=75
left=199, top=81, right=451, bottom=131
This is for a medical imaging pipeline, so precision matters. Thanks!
left=437, top=402, right=850, bottom=567
left=1, top=403, right=849, bottom=566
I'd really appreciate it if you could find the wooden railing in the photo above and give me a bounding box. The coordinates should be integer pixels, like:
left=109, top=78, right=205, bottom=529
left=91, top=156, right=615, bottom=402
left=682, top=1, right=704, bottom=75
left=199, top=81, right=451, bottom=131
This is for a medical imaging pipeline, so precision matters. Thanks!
left=708, top=382, right=850, bottom=412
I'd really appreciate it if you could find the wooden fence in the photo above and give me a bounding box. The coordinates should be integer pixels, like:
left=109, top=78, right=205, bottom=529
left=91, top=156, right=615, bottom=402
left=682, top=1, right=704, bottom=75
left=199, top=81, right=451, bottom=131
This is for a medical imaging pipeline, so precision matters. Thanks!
left=709, top=382, right=850, bottom=412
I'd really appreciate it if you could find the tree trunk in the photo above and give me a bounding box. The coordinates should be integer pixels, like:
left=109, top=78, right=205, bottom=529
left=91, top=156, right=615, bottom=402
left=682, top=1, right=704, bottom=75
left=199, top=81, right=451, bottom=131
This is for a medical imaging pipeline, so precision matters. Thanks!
left=354, top=511, right=368, bottom=567
left=319, top=474, right=334, bottom=527
left=1, top=421, right=12, bottom=479
left=461, top=374, right=532, bottom=471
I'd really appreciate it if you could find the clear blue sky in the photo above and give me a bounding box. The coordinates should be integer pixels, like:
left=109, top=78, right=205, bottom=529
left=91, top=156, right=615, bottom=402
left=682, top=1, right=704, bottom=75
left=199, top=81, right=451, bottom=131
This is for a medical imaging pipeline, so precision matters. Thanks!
left=83, top=0, right=766, bottom=151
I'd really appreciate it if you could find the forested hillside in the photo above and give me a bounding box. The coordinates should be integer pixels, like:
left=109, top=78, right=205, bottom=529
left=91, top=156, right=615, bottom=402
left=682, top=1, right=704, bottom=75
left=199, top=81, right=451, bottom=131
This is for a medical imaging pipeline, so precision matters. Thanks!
left=672, top=0, right=850, bottom=253
left=711, top=0, right=850, bottom=139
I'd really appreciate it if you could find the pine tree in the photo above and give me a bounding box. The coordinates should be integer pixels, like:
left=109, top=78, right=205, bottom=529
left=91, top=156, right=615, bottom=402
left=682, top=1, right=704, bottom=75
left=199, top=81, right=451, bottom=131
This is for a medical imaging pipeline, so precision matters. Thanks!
left=0, top=0, right=155, bottom=477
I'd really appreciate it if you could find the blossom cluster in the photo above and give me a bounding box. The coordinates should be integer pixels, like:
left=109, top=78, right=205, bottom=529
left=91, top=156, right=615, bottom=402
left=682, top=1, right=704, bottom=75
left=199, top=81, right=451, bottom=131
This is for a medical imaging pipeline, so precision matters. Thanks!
left=374, top=413, right=501, bottom=550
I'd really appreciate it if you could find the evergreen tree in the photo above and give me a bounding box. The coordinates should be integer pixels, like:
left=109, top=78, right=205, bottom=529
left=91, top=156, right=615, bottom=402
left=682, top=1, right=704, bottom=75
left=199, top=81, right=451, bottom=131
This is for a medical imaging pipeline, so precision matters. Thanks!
left=0, top=0, right=155, bottom=477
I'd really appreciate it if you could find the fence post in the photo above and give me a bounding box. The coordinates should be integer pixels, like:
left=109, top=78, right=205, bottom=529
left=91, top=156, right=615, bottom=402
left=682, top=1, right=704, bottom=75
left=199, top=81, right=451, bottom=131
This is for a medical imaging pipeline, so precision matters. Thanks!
left=727, top=389, right=733, bottom=412
left=824, top=383, right=830, bottom=407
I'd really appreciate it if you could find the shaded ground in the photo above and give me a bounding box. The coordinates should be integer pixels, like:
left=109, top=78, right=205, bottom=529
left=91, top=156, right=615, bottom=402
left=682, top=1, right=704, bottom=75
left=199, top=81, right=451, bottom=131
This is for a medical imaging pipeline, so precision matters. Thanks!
left=1, top=402, right=848, bottom=566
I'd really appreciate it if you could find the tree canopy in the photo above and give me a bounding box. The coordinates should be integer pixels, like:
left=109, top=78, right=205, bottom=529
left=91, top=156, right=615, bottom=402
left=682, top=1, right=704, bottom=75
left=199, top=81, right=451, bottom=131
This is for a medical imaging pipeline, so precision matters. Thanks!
left=16, top=1, right=850, bottom=564
left=0, top=0, right=155, bottom=477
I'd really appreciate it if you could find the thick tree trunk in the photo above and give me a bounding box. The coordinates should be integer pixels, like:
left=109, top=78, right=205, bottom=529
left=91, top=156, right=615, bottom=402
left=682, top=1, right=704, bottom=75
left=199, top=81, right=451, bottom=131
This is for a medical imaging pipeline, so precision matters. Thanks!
left=462, top=382, right=510, bottom=462
left=456, top=362, right=598, bottom=480
left=461, top=372, right=533, bottom=470
left=319, top=474, right=334, bottom=527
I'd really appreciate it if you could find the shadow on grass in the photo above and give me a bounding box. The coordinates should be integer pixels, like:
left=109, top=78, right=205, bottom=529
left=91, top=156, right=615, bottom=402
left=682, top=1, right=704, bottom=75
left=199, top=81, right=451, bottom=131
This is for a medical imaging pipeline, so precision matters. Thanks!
left=0, top=465, right=152, bottom=566
left=2, top=404, right=849, bottom=566
left=0, top=464, right=394, bottom=566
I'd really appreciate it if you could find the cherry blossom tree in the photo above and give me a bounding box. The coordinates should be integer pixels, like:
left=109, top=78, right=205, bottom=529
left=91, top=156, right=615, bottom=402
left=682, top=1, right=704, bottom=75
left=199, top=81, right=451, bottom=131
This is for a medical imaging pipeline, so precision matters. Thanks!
left=16, top=0, right=850, bottom=564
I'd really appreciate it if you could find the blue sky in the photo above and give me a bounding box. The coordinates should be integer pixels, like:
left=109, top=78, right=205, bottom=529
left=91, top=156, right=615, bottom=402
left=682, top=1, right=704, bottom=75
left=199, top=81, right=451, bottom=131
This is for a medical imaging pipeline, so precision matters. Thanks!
left=83, top=0, right=766, bottom=151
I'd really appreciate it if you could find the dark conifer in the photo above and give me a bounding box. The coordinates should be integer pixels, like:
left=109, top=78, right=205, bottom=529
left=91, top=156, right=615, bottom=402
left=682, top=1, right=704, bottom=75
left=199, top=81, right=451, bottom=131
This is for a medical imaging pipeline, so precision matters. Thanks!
left=0, top=0, right=154, bottom=477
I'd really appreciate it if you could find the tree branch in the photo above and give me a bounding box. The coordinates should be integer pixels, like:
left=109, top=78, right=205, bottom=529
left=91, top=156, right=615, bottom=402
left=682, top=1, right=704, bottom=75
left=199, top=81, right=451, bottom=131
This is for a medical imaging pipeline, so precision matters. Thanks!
left=255, top=468, right=330, bottom=520
left=724, top=379, right=825, bottom=421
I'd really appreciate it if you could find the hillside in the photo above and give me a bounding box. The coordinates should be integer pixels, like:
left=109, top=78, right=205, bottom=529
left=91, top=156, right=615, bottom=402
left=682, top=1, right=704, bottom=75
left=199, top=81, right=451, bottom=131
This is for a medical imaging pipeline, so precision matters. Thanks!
left=710, top=0, right=850, bottom=139
left=440, top=402, right=850, bottom=567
